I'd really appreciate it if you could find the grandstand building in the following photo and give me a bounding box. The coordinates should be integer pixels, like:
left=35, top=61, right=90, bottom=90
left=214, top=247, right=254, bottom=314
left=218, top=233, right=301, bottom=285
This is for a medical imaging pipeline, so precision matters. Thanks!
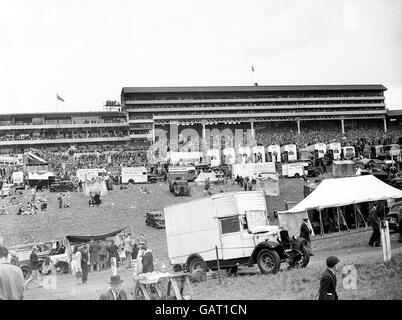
left=0, top=111, right=129, bottom=154
left=121, top=85, right=389, bottom=148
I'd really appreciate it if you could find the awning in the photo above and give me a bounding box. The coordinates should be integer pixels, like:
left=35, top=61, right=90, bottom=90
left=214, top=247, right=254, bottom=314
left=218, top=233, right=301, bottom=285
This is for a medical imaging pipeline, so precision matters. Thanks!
left=66, top=226, right=129, bottom=243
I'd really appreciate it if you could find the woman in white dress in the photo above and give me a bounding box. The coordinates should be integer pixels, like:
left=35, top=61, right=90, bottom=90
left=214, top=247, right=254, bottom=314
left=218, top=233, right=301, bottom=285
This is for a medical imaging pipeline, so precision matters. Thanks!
left=71, top=246, right=82, bottom=284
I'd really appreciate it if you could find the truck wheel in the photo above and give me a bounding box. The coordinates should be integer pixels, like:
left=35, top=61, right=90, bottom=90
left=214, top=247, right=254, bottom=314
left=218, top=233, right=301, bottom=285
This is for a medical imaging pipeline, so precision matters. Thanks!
left=188, top=256, right=207, bottom=273
left=128, top=179, right=134, bottom=184
left=55, top=261, right=67, bottom=275
left=21, top=266, right=32, bottom=280
left=257, top=249, right=280, bottom=274
left=300, top=244, right=310, bottom=268
left=294, top=173, right=300, bottom=178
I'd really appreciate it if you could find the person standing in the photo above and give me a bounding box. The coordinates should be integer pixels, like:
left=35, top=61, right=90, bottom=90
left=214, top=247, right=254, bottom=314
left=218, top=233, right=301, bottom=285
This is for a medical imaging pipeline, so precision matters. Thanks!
left=72, top=246, right=82, bottom=284
left=99, top=240, right=109, bottom=270
left=89, top=239, right=100, bottom=272
left=318, top=256, right=340, bottom=300
left=98, top=275, right=128, bottom=300
left=368, top=205, right=381, bottom=247
left=0, top=246, right=24, bottom=300
left=123, top=234, right=133, bottom=269
left=25, top=246, right=41, bottom=288
left=80, top=245, right=89, bottom=284
left=57, top=193, right=63, bottom=209
left=107, top=240, right=119, bottom=268
left=136, top=239, right=154, bottom=274
left=300, top=217, right=313, bottom=255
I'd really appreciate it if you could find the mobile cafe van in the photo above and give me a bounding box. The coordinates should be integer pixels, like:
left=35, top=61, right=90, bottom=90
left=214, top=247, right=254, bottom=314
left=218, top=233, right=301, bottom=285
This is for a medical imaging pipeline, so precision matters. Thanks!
left=280, top=144, right=297, bottom=162
left=307, top=143, right=326, bottom=159
left=341, top=146, right=356, bottom=160
left=327, top=142, right=341, bottom=160
left=164, top=191, right=310, bottom=274
left=267, top=145, right=281, bottom=162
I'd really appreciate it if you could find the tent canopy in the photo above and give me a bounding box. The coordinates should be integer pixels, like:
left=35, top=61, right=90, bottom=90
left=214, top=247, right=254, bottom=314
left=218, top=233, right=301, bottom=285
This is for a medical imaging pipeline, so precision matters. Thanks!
left=282, top=175, right=402, bottom=213
left=66, top=226, right=129, bottom=243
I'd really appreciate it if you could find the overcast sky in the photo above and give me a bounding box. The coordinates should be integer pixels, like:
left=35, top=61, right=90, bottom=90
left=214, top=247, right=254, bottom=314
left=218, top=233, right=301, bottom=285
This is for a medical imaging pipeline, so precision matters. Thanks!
left=1, top=0, right=401, bottom=114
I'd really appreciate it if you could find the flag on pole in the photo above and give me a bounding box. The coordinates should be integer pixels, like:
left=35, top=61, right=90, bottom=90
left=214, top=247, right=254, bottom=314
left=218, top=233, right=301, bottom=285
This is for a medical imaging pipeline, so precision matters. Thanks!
left=56, top=94, right=65, bottom=102
left=251, top=65, right=255, bottom=72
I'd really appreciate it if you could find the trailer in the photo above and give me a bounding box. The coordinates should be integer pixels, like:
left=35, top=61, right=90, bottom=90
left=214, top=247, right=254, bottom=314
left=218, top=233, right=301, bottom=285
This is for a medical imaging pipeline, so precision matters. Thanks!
left=12, top=171, right=25, bottom=189
left=164, top=191, right=310, bottom=274
left=307, top=143, right=326, bottom=159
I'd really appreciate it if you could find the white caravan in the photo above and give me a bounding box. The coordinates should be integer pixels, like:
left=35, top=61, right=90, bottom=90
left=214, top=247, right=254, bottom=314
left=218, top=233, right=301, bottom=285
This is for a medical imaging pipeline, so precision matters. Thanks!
left=267, top=145, right=281, bottom=163
left=327, top=142, right=341, bottom=160
left=280, top=144, right=297, bottom=162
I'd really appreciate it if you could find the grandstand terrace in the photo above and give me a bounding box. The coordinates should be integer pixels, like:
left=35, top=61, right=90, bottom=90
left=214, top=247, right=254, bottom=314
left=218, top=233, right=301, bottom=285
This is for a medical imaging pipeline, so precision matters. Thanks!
left=121, top=85, right=388, bottom=148
left=0, top=111, right=129, bottom=154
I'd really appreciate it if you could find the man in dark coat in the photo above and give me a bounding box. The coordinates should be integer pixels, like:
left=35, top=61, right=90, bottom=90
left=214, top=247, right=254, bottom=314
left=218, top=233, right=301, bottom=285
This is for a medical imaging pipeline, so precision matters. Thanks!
left=368, top=205, right=381, bottom=247
left=318, top=256, right=340, bottom=300
left=98, top=275, right=128, bottom=300
left=25, top=246, right=41, bottom=287
left=300, top=217, right=313, bottom=255
left=89, top=239, right=100, bottom=272
left=80, top=245, right=89, bottom=284
left=107, top=240, right=120, bottom=267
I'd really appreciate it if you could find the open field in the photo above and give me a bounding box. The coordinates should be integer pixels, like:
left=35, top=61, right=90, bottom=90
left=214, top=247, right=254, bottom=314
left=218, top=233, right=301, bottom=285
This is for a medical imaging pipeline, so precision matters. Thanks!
left=2, top=175, right=402, bottom=300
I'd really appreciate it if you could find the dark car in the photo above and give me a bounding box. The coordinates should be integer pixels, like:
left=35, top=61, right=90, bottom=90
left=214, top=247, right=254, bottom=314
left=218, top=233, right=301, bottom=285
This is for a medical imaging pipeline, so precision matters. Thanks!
left=171, top=180, right=191, bottom=196
left=305, top=166, right=320, bottom=177
left=49, top=181, right=75, bottom=192
left=385, top=201, right=402, bottom=233
left=145, top=211, right=165, bottom=229
left=389, top=176, right=402, bottom=190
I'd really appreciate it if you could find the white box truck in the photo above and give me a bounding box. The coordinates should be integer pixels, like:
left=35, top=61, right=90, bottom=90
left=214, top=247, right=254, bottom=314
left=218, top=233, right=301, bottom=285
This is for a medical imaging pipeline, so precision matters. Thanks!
left=164, top=191, right=310, bottom=274
left=121, top=166, right=148, bottom=184
left=282, top=163, right=307, bottom=178
left=12, top=171, right=25, bottom=189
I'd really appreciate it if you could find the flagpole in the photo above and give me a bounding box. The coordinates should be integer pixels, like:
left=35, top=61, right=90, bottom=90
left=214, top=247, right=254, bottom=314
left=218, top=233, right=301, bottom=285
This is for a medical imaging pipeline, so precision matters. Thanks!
left=251, top=65, right=255, bottom=86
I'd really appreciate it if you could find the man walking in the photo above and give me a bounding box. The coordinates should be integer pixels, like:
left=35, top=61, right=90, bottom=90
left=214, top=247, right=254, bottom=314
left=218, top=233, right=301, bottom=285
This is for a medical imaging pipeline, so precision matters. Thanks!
left=300, top=217, right=313, bottom=255
left=80, top=245, right=89, bottom=284
left=25, top=246, right=41, bottom=288
left=318, top=256, right=340, bottom=300
left=89, top=239, right=100, bottom=272
left=0, top=246, right=24, bottom=300
left=368, top=205, right=381, bottom=247
left=123, top=234, right=133, bottom=269
left=99, top=240, right=109, bottom=270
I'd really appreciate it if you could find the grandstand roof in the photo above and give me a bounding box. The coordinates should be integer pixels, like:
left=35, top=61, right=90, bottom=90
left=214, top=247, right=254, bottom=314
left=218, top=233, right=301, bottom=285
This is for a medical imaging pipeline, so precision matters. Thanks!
left=121, top=84, right=387, bottom=94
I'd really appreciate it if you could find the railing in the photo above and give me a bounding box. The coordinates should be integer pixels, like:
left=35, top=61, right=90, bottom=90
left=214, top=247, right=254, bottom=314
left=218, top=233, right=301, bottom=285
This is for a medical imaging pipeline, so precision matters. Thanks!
left=126, top=103, right=386, bottom=113
left=0, top=122, right=128, bottom=131
left=0, top=136, right=131, bottom=146
left=125, top=96, right=385, bottom=105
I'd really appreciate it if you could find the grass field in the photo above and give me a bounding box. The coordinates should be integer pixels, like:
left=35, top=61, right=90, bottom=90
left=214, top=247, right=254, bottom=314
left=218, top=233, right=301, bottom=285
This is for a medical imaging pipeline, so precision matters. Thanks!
left=2, top=175, right=402, bottom=300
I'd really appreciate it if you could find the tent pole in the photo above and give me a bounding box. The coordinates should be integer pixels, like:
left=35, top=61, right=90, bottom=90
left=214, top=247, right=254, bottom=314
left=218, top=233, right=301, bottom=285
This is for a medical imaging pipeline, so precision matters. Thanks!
left=319, top=209, right=324, bottom=235
left=337, top=207, right=341, bottom=232
left=355, top=205, right=369, bottom=228
left=354, top=205, right=358, bottom=229
left=341, top=207, right=350, bottom=231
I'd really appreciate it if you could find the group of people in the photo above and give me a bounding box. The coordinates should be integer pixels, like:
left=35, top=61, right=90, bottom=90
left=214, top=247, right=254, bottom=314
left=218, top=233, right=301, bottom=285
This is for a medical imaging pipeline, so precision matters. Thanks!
left=57, top=192, right=71, bottom=209
left=235, top=175, right=253, bottom=191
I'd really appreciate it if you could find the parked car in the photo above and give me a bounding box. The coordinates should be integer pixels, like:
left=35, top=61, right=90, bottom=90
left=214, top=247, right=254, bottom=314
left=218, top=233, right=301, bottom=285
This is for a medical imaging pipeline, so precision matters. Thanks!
left=305, top=166, right=320, bottom=177
left=171, top=180, right=191, bottom=196
left=1, top=183, right=16, bottom=197
left=145, top=211, right=165, bottom=229
left=385, top=201, right=402, bottom=233
left=49, top=181, right=75, bottom=192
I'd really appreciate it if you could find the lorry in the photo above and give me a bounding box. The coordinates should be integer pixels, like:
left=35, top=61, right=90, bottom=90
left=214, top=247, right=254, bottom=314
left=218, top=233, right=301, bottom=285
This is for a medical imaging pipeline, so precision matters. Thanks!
left=281, top=162, right=308, bottom=178
left=12, top=171, right=25, bottom=189
left=231, top=162, right=276, bottom=180
left=167, top=166, right=197, bottom=183
left=121, top=166, right=148, bottom=184
left=164, top=191, right=310, bottom=275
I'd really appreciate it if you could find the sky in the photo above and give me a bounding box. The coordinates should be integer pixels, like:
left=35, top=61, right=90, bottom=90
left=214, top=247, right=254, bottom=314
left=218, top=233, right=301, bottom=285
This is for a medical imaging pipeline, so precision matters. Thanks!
left=0, top=0, right=401, bottom=114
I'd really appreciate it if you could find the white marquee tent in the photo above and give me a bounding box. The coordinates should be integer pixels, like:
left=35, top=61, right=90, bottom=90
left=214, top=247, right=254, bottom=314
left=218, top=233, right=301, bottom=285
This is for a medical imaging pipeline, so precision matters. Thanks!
left=283, top=175, right=402, bottom=213
left=278, top=175, right=402, bottom=236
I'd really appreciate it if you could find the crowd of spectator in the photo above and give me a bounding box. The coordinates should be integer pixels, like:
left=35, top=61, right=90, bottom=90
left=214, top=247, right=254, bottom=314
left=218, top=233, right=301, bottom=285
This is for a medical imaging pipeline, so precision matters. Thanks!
left=0, top=131, right=128, bottom=141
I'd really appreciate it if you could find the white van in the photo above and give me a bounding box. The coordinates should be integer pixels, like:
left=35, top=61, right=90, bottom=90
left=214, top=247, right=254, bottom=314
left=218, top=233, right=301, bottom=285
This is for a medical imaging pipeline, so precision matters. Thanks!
left=121, top=166, right=148, bottom=184
left=282, top=163, right=307, bottom=178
